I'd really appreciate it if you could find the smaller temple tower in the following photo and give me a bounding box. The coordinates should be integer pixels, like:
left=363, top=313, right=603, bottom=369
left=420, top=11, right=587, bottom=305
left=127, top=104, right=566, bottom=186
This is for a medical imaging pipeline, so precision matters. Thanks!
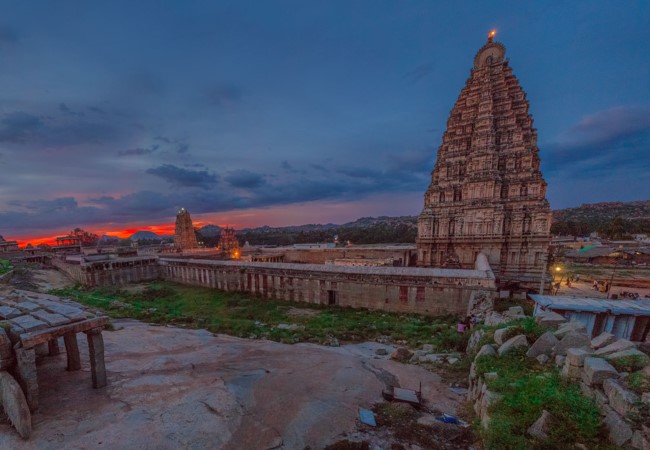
left=174, top=208, right=199, bottom=250
left=218, top=227, right=240, bottom=258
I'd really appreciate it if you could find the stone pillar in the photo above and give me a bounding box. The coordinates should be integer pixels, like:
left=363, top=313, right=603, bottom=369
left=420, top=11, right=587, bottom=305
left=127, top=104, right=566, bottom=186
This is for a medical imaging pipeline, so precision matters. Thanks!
left=48, top=338, right=60, bottom=356
left=13, top=347, right=38, bottom=412
left=85, top=329, right=107, bottom=388
left=64, top=333, right=81, bottom=371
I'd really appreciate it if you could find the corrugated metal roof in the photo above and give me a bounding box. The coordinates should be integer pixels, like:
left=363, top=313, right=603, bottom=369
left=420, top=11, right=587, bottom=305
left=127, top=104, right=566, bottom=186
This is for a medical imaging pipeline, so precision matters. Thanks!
left=529, top=294, right=650, bottom=316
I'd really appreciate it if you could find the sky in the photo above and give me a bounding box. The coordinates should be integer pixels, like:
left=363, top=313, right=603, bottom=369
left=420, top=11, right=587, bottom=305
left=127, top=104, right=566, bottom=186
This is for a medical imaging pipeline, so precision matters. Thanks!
left=0, top=1, right=649, bottom=244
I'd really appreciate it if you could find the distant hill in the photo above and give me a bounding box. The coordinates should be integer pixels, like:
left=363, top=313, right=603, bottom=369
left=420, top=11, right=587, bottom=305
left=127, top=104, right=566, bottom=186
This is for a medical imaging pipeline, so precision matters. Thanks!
left=128, top=230, right=162, bottom=241
left=98, top=234, right=121, bottom=244
left=551, top=200, right=650, bottom=237
left=553, top=201, right=650, bottom=223
left=198, top=224, right=222, bottom=237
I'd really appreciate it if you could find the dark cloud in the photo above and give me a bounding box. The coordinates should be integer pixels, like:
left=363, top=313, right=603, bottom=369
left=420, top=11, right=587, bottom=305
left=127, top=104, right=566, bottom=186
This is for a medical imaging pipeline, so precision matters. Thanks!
left=405, top=62, right=434, bottom=83
left=281, top=160, right=292, bottom=170
left=154, top=135, right=171, bottom=144
left=0, top=110, right=119, bottom=146
left=544, top=107, right=650, bottom=174
left=224, top=170, right=266, bottom=189
left=206, top=84, right=243, bottom=106
left=146, top=164, right=218, bottom=189
left=0, top=112, right=45, bottom=143
left=59, top=103, right=84, bottom=117
left=86, top=106, right=107, bottom=115
left=176, top=143, right=190, bottom=154
left=117, top=144, right=159, bottom=156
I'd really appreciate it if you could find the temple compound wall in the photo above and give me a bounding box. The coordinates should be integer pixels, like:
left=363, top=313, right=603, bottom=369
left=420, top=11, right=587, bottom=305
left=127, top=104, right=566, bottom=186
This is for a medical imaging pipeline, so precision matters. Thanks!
left=158, top=258, right=495, bottom=316
left=51, top=256, right=159, bottom=287
left=247, top=246, right=418, bottom=267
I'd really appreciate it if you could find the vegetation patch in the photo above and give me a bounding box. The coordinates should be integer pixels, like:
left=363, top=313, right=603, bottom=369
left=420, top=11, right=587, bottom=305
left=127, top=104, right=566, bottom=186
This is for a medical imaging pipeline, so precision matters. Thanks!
left=0, top=259, right=12, bottom=275
left=475, top=349, right=607, bottom=450
left=607, top=354, right=650, bottom=373
left=51, top=282, right=461, bottom=347
left=628, top=370, right=650, bottom=394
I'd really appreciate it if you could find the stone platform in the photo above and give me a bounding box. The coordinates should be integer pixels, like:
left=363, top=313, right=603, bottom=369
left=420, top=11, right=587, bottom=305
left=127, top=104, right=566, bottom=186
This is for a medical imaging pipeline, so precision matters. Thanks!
left=0, top=289, right=108, bottom=438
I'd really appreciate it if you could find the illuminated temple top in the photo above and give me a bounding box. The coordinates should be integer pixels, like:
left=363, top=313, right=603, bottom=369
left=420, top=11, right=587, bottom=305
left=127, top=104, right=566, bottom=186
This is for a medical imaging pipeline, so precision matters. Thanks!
left=416, top=32, right=551, bottom=283
left=174, top=208, right=199, bottom=250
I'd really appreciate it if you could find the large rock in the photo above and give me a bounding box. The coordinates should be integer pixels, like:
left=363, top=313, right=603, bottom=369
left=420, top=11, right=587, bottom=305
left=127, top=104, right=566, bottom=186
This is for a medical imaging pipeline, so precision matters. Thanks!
left=553, top=331, right=591, bottom=356
left=0, top=328, right=14, bottom=369
left=604, top=410, right=633, bottom=447
left=591, top=332, right=616, bottom=350
left=554, top=321, right=587, bottom=339
left=494, top=327, right=512, bottom=346
left=583, top=357, right=618, bottom=386
left=390, top=347, right=413, bottom=363
left=527, top=409, right=552, bottom=440
left=561, top=361, right=582, bottom=380
left=476, top=344, right=497, bottom=358
left=498, top=335, right=529, bottom=356
left=594, top=339, right=636, bottom=357
left=566, top=348, right=592, bottom=367
left=466, top=329, right=485, bottom=354
left=0, top=371, right=32, bottom=439
left=631, top=431, right=650, bottom=450
left=603, top=379, right=641, bottom=417
left=484, top=312, right=507, bottom=326
left=535, top=311, right=567, bottom=328
left=526, top=331, right=559, bottom=359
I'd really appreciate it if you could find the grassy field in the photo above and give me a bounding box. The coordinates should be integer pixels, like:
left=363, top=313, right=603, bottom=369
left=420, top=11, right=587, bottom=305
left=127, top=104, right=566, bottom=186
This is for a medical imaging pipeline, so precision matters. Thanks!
left=51, top=282, right=467, bottom=349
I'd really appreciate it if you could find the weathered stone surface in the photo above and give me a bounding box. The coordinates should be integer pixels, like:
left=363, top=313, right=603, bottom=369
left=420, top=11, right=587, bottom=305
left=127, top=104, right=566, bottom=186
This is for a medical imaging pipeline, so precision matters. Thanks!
left=594, top=339, right=636, bottom=357
left=593, top=389, right=609, bottom=410
left=536, top=354, right=549, bottom=364
left=566, top=348, right=592, bottom=367
left=553, top=331, right=591, bottom=356
left=494, top=327, right=512, bottom=345
left=86, top=330, right=107, bottom=388
left=0, top=371, right=32, bottom=439
left=13, top=302, right=40, bottom=312
left=554, top=321, right=587, bottom=339
left=483, top=311, right=507, bottom=326
left=631, top=430, right=650, bottom=450
left=14, top=347, right=38, bottom=412
left=506, top=306, right=524, bottom=317
left=604, top=410, right=633, bottom=447
left=466, top=329, right=485, bottom=353
left=421, top=344, right=434, bottom=353
left=9, top=315, right=48, bottom=333
left=527, top=409, right=552, bottom=440
left=31, top=310, right=71, bottom=327
left=579, top=382, right=594, bottom=399
left=476, top=344, right=497, bottom=358
left=526, top=331, right=559, bottom=359
left=535, top=311, right=567, bottom=328
left=498, top=335, right=528, bottom=356
left=0, top=306, right=22, bottom=319
left=603, top=378, right=640, bottom=417
left=591, top=332, right=616, bottom=350
left=583, top=357, right=618, bottom=386
left=45, top=304, right=86, bottom=322
left=390, top=347, right=413, bottom=363
left=555, top=355, right=566, bottom=367
left=561, top=362, right=582, bottom=379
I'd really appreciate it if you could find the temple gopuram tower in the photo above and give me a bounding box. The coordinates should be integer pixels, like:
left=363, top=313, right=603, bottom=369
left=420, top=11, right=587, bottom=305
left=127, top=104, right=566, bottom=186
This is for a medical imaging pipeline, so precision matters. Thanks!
left=416, top=31, right=551, bottom=284
left=174, top=208, right=199, bottom=250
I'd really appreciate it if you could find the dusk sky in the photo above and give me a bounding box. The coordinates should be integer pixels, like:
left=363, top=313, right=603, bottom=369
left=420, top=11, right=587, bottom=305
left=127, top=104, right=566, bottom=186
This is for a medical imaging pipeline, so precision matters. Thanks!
left=0, top=1, right=649, bottom=243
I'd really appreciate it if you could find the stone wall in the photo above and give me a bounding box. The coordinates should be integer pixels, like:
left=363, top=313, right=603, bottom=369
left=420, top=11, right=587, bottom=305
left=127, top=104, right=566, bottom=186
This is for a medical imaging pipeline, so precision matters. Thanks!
left=159, top=258, right=495, bottom=316
left=250, top=247, right=417, bottom=267
left=52, top=257, right=160, bottom=287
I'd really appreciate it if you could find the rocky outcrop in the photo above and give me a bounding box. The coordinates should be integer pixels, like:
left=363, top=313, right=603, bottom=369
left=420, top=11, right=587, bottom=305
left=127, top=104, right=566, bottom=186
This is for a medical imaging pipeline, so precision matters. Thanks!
left=526, top=331, right=559, bottom=359
left=497, top=335, right=528, bottom=356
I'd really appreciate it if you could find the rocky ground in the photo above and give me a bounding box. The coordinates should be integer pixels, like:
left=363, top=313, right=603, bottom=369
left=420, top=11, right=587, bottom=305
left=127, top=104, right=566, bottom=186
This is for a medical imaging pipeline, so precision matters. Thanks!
left=0, top=270, right=474, bottom=449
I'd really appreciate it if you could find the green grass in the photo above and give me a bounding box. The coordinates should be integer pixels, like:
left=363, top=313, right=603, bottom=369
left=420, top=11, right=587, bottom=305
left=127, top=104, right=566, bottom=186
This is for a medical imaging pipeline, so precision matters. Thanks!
left=475, top=348, right=607, bottom=450
left=0, top=259, right=12, bottom=275
left=50, top=282, right=464, bottom=348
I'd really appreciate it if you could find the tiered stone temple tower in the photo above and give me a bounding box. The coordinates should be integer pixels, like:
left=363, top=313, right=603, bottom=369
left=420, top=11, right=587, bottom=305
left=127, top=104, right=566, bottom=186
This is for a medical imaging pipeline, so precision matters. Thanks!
left=416, top=31, right=551, bottom=284
left=174, top=208, right=199, bottom=250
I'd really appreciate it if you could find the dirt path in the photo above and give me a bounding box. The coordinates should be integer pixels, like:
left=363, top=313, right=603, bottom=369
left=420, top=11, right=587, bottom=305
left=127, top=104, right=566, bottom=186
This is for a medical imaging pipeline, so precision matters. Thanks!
left=0, top=320, right=467, bottom=450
